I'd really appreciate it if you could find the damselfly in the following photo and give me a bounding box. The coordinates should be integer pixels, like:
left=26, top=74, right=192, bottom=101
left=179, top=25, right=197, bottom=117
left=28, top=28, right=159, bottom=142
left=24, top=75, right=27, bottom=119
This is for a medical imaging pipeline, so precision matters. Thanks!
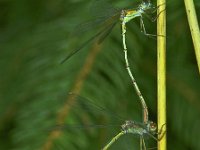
left=62, top=0, right=162, bottom=125
left=49, top=93, right=161, bottom=150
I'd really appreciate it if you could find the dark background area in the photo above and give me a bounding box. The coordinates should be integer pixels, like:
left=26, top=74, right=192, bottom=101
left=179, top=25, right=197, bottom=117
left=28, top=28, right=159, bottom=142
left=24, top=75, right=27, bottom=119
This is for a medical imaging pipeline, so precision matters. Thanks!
left=0, top=0, right=200, bottom=150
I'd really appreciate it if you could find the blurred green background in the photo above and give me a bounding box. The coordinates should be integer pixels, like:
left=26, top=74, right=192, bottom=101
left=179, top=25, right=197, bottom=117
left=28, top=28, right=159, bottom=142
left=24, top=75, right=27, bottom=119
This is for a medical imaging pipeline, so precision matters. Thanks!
left=0, top=0, right=200, bottom=150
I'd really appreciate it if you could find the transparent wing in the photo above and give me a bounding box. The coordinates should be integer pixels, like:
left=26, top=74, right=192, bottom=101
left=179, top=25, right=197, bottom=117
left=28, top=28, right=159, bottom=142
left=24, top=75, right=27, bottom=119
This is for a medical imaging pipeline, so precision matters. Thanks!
left=90, top=0, right=120, bottom=18
left=48, top=93, right=125, bottom=130
left=71, top=0, right=120, bottom=36
left=61, top=12, right=120, bottom=63
left=44, top=92, right=127, bottom=150
left=72, top=17, right=110, bottom=35
left=61, top=27, right=107, bottom=64
left=97, top=15, right=119, bottom=44
left=61, top=1, right=121, bottom=63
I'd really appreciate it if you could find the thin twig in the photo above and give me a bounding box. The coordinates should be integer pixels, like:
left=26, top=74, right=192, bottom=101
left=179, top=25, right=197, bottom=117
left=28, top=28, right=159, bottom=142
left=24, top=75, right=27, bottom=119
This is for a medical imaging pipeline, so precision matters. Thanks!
left=157, top=0, right=167, bottom=150
left=184, top=0, right=200, bottom=74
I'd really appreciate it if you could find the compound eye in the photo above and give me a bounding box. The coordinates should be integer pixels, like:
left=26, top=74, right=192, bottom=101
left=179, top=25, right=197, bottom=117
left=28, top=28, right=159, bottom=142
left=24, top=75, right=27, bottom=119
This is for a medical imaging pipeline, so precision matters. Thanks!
left=150, top=122, right=157, bottom=132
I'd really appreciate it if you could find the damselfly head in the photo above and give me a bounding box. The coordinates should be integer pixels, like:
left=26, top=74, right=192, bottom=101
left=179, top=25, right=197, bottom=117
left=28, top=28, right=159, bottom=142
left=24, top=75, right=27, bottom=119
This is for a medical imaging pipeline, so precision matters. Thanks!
left=147, top=121, right=157, bottom=133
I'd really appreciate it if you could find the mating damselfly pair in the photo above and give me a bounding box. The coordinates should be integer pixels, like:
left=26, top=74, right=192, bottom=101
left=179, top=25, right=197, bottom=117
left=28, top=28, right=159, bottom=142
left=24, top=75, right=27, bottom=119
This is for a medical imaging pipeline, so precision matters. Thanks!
left=56, top=0, right=165, bottom=149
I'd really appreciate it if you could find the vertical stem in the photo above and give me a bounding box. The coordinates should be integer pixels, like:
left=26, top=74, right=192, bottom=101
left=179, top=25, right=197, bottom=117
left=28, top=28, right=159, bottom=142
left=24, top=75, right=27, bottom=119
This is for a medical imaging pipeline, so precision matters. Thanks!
left=157, top=0, right=167, bottom=150
left=184, top=0, right=200, bottom=74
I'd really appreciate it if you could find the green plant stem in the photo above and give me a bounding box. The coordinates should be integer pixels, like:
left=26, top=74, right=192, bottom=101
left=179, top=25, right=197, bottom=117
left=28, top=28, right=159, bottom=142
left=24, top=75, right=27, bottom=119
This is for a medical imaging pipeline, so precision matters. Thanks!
left=184, top=0, right=200, bottom=74
left=157, top=0, right=167, bottom=150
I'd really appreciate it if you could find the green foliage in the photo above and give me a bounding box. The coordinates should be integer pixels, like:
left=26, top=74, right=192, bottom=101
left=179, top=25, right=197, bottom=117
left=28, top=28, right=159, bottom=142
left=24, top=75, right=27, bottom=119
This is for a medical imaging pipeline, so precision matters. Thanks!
left=0, top=0, right=200, bottom=149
